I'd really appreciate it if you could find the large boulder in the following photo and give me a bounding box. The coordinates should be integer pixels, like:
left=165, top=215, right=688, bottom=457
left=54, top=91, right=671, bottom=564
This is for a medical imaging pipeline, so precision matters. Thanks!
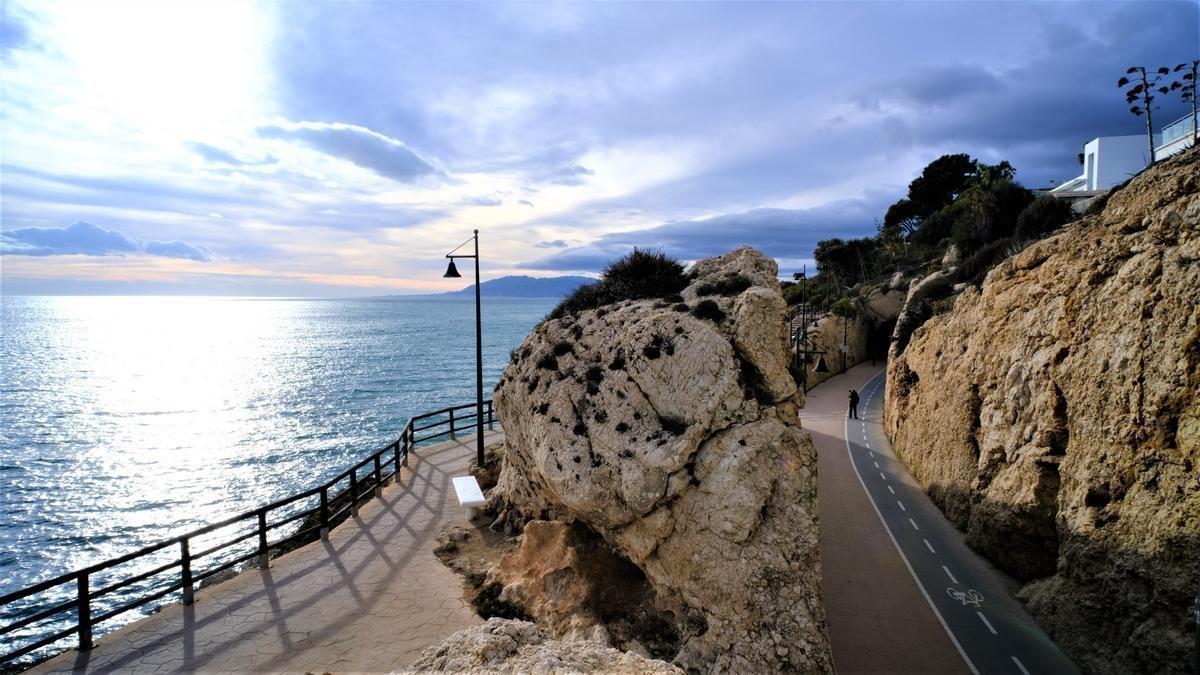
left=406, top=618, right=683, bottom=674
left=884, top=147, right=1200, bottom=674
left=491, top=247, right=833, bottom=672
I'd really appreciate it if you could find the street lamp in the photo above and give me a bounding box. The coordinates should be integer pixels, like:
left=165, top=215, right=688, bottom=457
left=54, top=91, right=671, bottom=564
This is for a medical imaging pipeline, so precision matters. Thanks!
left=790, top=265, right=830, bottom=393
left=443, top=230, right=485, bottom=468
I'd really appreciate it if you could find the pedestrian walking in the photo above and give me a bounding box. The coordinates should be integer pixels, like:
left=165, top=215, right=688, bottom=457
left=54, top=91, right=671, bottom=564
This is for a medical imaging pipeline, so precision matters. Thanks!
left=848, top=389, right=860, bottom=419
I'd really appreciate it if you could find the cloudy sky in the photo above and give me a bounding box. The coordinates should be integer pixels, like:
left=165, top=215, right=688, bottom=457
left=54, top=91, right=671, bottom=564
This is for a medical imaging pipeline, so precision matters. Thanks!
left=1, top=1, right=1195, bottom=296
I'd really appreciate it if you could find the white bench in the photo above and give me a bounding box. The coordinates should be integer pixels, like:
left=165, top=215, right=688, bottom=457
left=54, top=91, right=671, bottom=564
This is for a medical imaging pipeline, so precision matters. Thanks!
left=452, top=476, right=488, bottom=520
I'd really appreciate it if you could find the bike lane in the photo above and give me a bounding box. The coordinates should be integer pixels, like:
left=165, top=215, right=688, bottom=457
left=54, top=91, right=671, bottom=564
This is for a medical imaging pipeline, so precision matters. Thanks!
left=805, top=364, right=968, bottom=674
left=846, top=368, right=1078, bottom=674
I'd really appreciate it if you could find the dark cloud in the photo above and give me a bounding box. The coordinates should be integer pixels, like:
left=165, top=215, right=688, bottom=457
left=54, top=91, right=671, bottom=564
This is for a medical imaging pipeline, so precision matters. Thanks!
left=1, top=222, right=211, bottom=261
left=873, top=64, right=1003, bottom=107
left=257, top=121, right=440, bottom=182
left=535, top=239, right=569, bottom=248
left=523, top=197, right=887, bottom=273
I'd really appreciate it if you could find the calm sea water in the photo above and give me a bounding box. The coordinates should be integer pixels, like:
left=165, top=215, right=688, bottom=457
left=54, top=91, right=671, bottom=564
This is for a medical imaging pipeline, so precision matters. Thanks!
left=0, top=295, right=554, bottom=662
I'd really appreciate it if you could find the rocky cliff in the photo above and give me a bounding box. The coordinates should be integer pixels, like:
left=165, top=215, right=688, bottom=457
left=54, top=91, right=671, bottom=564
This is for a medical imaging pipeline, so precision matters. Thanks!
left=407, top=618, right=683, bottom=673
left=488, top=247, right=833, bottom=672
left=885, top=147, right=1200, bottom=673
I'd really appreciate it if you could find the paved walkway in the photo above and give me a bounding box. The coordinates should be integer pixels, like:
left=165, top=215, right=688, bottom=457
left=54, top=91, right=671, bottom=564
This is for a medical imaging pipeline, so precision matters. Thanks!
left=805, top=363, right=967, bottom=674
left=33, top=433, right=502, bottom=674
left=804, top=363, right=1077, bottom=674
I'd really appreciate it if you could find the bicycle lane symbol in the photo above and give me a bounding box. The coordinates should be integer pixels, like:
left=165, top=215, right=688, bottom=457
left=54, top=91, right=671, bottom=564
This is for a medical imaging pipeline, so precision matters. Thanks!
left=947, top=588, right=984, bottom=607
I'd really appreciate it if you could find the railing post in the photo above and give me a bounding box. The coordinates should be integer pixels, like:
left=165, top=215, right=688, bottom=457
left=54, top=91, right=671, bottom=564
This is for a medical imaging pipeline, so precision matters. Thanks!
left=76, top=572, right=92, bottom=651
left=403, top=428, right=410, bottom=467
left=393, top=440, right=402, bottom=477
left=257, top=509, right=269, bottom=569
left=180, top=537, right=194, bottom=605
left=320, top=486, right=329, bottom=541
left=350, top=469, right=359, bottom=517
left=488, top=400, right=495, bottom=430
left=449, top=408, right=456, bottom=439
left=374, top=454, right=382, bottom=498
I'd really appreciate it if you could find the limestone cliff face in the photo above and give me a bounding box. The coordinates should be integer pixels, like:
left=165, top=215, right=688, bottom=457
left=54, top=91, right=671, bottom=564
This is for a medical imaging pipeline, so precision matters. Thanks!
left=885, top=147, right=1200, bottom=674
left=491, top=248, right=833, bottom=672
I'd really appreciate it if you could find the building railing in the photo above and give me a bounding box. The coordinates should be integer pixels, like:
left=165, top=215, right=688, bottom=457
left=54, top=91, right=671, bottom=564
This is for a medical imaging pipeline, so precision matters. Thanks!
left=1159, top=112, right=1196, bottom=148
left=0, top=400, right=496, bottom=669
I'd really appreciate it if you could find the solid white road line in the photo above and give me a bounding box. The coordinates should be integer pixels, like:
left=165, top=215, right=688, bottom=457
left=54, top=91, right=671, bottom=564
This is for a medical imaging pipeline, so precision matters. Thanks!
left=888, top=485, right=895, bottom=494
left=1011, top=656, right=1030, bottom=675
left=942, top=565, right=959, bottom=584
left=977, top=612, right=998, bottom=636
left=897, top=500, right=907, bottom=511
left=909, top=518, right=920, bottom=530
left=924, top=538, right=936, bottom=553
left=841, top=371, right=980, bottom=675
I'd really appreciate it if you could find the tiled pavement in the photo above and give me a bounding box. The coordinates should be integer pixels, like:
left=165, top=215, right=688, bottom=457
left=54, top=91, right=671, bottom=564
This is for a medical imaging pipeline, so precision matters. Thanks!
left=32, top=433, right=502, bottom=674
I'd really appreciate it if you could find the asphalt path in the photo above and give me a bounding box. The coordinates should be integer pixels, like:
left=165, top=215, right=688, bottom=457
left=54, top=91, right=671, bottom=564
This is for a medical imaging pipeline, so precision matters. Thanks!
left=804, top=363, right=1079, bottom=675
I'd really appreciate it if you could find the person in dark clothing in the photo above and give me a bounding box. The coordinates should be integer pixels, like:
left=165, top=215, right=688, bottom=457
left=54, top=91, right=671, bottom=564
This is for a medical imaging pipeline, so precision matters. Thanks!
left=848, top=389, right=860, bottom=419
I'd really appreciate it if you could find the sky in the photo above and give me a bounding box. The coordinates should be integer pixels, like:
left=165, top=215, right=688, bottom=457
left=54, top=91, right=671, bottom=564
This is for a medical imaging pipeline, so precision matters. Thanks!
left=1, top=1, right=1196, bottom=296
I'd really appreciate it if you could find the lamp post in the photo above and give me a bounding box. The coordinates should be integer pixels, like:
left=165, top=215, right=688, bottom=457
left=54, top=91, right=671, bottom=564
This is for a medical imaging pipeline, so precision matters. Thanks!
left=443, top=230, right=485, bottom=468
left=791, top=266, right=830, bottom=394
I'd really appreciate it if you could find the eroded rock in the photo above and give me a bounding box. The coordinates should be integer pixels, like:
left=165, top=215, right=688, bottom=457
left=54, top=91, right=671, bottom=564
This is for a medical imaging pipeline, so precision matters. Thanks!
left=884, top=147, right=1200, bottom=674
left=404, top=618, right=683, bottom=674
left=490, top=247, right=833, bottom=672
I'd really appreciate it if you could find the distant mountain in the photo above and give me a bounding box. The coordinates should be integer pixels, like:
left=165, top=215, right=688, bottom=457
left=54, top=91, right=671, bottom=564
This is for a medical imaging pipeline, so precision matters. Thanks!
left=438, top=275, right=594, bottom=299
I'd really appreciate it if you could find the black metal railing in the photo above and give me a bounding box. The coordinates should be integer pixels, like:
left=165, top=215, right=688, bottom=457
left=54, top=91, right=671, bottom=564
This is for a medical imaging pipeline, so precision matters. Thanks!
left=0, top=399, right=496, bottom=669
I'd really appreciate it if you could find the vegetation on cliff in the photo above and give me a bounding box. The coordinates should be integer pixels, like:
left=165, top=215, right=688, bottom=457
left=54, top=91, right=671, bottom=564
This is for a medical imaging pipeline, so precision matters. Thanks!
left=786, top=153, right=1078, bottom=313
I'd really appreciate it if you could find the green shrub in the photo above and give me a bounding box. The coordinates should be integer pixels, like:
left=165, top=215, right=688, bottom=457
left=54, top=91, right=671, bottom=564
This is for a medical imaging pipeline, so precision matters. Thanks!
left=696, top=274, right=752, bottom=297
left=548, top=249, right=687, bottom=320
left=956, top=237, right=1012, bottom=285
left=691, top=299, right=726, bottom=322
left=1015, top=195, right=1076, bottom=240
left=830, top=297, right=857, bottom=319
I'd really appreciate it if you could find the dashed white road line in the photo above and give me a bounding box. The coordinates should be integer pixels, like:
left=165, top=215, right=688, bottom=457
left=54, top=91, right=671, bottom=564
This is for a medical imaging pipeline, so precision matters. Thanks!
left=869, top=451, right=875, bottom=458
left=924, top=538, right=936, bottom=553
left=841, top=371, right=980, bottom=675
left=942, top=565, right=959, bottom=584
left=887, top=485, right=895, bottom=494
left=977, top=611, right=998, bottom=636
left=879, top=472, right=887, bottom=481
left=909, top=518, right=920, bottom=530
left=1011, top=656, right=1030, bottom=675
left=897, top=500, right=907, bottom=511
left=874, top=460, right=880, bottom=468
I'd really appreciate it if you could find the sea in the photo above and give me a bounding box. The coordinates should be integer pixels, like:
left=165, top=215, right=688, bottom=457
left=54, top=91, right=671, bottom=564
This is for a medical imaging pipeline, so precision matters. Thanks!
left=0, top=295, right=556, bottom=664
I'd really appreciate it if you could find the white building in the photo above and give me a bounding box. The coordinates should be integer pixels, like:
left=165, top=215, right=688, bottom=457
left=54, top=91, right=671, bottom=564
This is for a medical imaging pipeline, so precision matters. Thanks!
left=1050, top=112, right=1196, bottom=196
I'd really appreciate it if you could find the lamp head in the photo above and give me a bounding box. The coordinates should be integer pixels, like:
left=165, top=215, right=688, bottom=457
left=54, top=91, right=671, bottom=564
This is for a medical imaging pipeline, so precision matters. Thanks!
left=443, top=260, right=462, bottom=278
left=813, top=355, right=830, bottom=374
